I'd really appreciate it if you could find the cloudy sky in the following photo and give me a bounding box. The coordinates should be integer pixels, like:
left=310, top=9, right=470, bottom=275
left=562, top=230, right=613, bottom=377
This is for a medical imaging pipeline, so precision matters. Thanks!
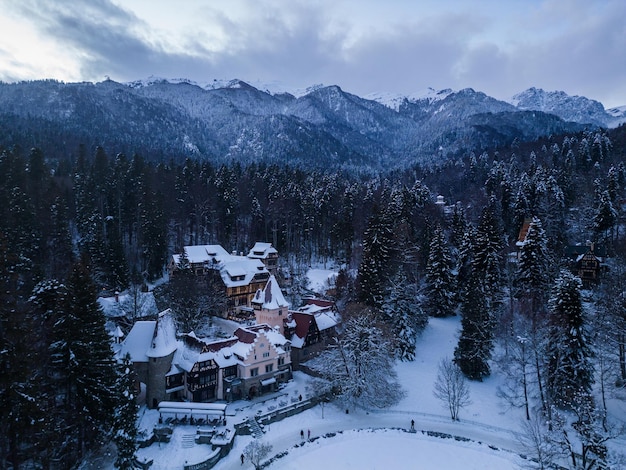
left=0, top=0, right=624, bottom=107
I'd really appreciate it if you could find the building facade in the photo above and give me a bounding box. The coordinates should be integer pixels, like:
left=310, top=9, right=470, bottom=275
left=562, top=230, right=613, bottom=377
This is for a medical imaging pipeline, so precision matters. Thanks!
left=118, top=309, right=292, bottom=408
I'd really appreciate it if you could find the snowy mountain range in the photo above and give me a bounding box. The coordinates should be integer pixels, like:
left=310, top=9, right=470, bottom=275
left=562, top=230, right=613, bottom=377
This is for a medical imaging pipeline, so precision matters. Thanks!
left=0, top=78, right=623, bottom=171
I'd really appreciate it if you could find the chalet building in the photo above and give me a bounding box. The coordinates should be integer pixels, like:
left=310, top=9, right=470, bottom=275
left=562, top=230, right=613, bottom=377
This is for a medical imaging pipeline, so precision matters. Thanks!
left=564, top=242, right=607, bottom=287
left=247, top=242, right=279, bottom=277
left=168, top=243, right=279, bottom=317
left=284, top=299, right=339, bottom=370
left=118, top=309, right=292, bottom=408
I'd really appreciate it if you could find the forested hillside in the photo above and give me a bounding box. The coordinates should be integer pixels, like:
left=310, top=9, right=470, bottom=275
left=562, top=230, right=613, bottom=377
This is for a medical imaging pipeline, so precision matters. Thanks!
left=0, top=79, right=603, bottom=173
left=1, top=122, right=625, bottom=468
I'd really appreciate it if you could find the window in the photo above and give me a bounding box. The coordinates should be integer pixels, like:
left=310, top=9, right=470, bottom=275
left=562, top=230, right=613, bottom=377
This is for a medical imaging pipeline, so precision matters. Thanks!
left=263, top=352, right=270, bottom=358
left=250, top=368, right=259, bottom=377
left=278, top=357, right=285, bottom=366
left=223, top=365, right=237, bottom=377
left=265, top=364, right=273, bottom=373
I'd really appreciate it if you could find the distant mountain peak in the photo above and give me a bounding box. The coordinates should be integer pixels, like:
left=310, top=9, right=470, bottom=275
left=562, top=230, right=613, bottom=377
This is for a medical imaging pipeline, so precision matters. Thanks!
left=509, top=87, right=619, bottom=127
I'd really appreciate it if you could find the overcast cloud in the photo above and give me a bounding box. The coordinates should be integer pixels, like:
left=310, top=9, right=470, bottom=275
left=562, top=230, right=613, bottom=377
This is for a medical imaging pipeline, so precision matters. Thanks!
left=0, top=0, right=624, bottom=107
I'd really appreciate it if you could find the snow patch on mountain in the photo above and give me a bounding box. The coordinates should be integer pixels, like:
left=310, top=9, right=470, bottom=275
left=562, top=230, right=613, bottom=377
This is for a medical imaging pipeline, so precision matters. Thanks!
left=366, top=87, right=454, bottom=111
left=606, top=105, right=626, bottom=127
left=510, top=87, right=619, bottom=128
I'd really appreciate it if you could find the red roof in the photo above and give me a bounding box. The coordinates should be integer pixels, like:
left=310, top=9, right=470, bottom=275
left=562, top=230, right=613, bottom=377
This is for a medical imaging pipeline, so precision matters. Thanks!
left=304, top=298, right=335, bottom=308
left=234, top=328, right=257, bottom=344
left=290, top=312, right=314, bottom=339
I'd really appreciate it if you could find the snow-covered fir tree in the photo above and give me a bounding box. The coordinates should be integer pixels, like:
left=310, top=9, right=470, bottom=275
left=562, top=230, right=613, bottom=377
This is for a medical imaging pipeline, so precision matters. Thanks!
left=113, top=354, right=139, bottom=470
left=516, top=216, right=553, bottom=319
left=66, top=261, right=118, bottom=457
left=357, top=206, right=394, bottom=308
left=592, top=189, right=617, bottom=246
left=382, top=270, right=427, bottom=361
left=545, top=270, right=594, bottom=408
left=454, top=273, right=495, bottom=380
left=423, top=225, right=456, bottom=317
left=472, top=198, right=505, bottom=304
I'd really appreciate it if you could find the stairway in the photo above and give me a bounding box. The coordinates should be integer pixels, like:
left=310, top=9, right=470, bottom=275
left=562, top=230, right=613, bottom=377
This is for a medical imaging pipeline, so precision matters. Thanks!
left=182, top=433, right=195, bottom=448
left=247, top=417, right=265, bottom=438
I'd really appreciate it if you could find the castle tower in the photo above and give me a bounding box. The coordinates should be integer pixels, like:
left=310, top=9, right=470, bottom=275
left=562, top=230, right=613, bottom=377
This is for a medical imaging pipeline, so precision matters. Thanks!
left=251, top=275, right=289, bottom=334
left=146, top=309, right=178, bottom=408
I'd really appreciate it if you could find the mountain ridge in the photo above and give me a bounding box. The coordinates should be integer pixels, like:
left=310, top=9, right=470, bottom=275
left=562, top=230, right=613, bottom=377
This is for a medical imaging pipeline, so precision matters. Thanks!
left=0, top=78, right=621, bottom=172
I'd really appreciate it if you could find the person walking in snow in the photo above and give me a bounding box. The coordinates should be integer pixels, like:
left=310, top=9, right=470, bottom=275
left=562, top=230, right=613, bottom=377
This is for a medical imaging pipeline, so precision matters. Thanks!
left=411, top=419, right=415, bottom=431
left=300, top=429, right=304, bottom=440
left=241, top=453, right=244, bottom=465
left=307, top=429, right=311, bottom=440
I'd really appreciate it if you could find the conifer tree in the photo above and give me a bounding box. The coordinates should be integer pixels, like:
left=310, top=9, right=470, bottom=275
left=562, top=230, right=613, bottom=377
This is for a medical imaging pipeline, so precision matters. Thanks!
left=65, top=261, right=118, bottom=457
left=545, top=270, right=594, bottom=408
left=423, top=225, right=456, bottom=317
left=593, top=189, right=617, bottom=245
left=29, top=279, right=71, bottom=466
left=454, top=274, right=495, bottom=380
left=139, top=186, right=167, bottom=281
left=382, top=270, right=427, bottom=361
left=113, top=354, right=139, bottom=470
left=516, top=216, right=552, bottom=319
left=472, top=199, right=504, bottom=301
left=357, top=206, right=394, bottom=308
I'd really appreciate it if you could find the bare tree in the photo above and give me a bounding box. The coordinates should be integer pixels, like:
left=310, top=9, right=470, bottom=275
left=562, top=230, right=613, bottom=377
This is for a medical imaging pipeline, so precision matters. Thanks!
left=433, top=357, right=471, bottom=421
left=515, top=410, right=560, bottom=470
left=243, top=440, right=273, bottom=470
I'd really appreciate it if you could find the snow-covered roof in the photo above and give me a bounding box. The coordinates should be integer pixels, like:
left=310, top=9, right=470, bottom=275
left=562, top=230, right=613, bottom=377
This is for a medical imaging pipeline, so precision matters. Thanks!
left=251, top=275, right=289, bottom=310
left=315, top=311, right=339, bottom=331
left=220, top=257, right=268, bottom=288
left=177, top=244, right=230, bottom=264
left=147, top=309, right=178, bottom=358
left=288, top=309, right=338, bottom=348
left=172, top=244, right=271, bottom=288
left=262, top=326, right=290, bottom=347
left=118, top=320, right=156, bottom=362
left=247, top=242, right=277, bottom=259
left=298, top=303, right=327, bottom=315
left=289, top=312, right=313, bottom=348
left=290, top=335, right=305, bottom=348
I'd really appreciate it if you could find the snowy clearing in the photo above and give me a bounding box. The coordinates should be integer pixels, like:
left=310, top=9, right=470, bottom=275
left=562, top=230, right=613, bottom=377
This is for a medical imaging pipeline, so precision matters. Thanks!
left=263, top=429, right=523, bottom=470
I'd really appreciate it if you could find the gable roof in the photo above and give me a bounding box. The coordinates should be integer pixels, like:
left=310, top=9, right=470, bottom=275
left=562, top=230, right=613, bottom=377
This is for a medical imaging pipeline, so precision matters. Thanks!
left=565, top=243, right=607, bottom=259
left=146, top=309, right=178, bottom=358
left=251, top=275, right=289, bottom=310
left=248, top=242, right=278, bottom=259
left=172, top=244, right=270, bottom=288
left=290, top=312, right=315, bottom=342
left=234, top=327, right=257, bottom=344
left=118, top=320, right=156, bottom=363
left=174, top=245, right=230, bottom=265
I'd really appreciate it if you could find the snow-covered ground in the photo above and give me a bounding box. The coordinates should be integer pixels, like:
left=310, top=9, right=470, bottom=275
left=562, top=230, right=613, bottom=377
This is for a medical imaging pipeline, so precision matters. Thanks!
left=306, top=268, right=338, bottom=295
left=219, top=316, right=533, bottom=469
left=134, top=315, right=533, bottom=470
left=109, top=268, right=626, bottom=469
